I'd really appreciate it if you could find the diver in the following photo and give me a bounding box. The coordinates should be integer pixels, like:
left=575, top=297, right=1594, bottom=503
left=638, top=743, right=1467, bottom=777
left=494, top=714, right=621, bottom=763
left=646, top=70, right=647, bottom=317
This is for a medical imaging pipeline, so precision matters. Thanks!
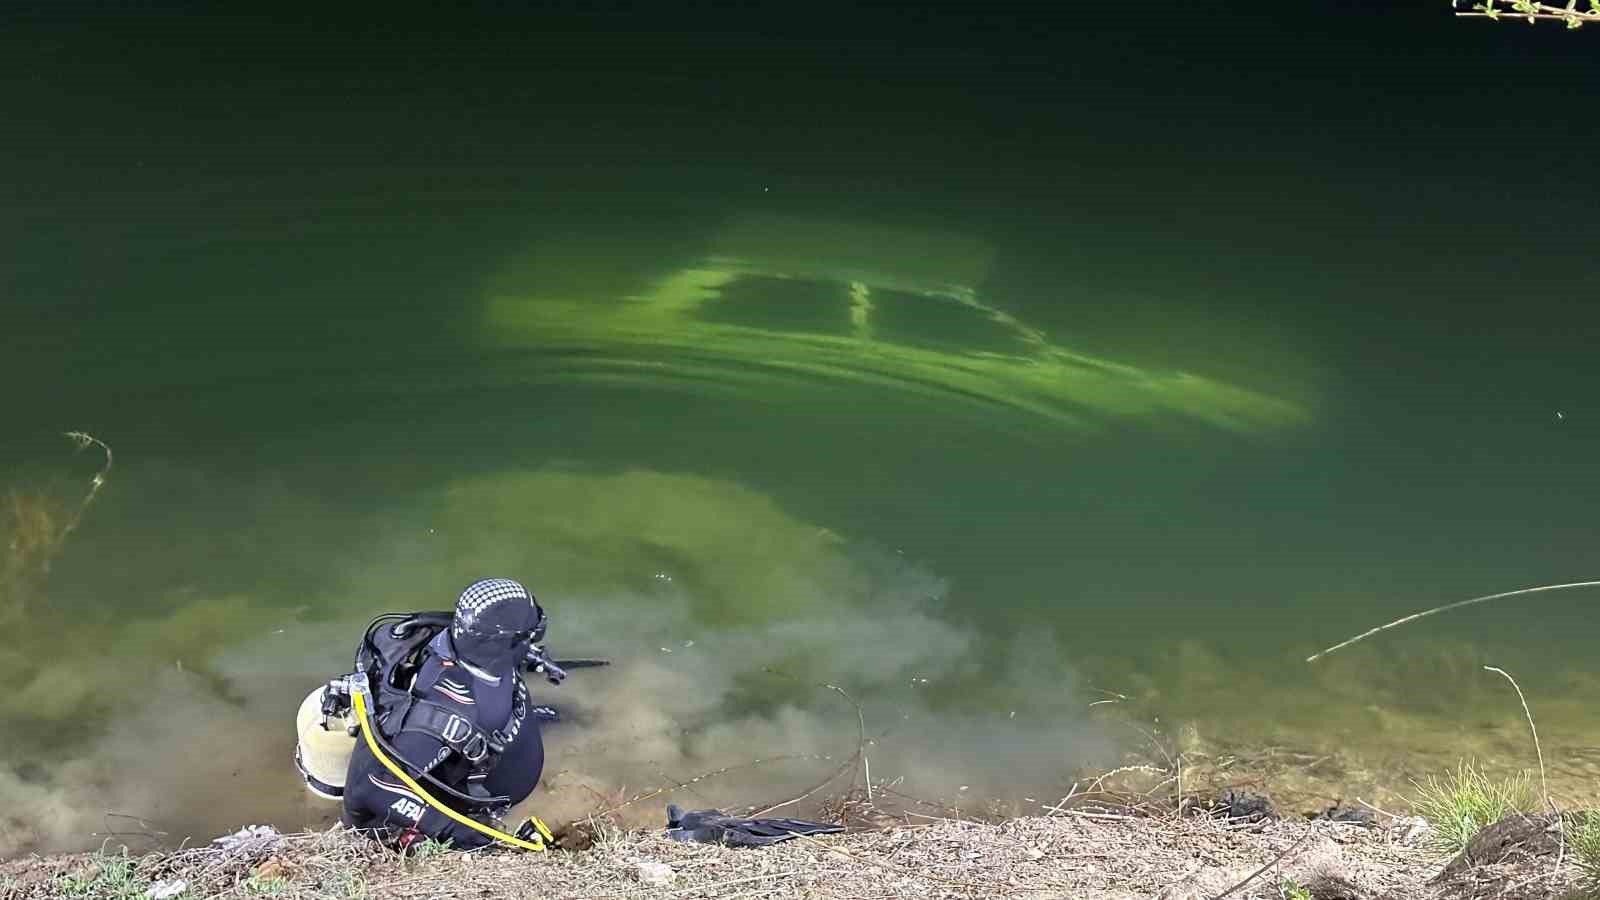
left=338, top=578, right=550, bottom=850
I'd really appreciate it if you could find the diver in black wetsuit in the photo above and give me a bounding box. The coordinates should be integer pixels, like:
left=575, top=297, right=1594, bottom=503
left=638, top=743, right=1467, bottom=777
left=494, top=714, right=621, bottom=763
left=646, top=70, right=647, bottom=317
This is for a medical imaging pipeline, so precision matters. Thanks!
left=341, top=578, right=547, bottom=850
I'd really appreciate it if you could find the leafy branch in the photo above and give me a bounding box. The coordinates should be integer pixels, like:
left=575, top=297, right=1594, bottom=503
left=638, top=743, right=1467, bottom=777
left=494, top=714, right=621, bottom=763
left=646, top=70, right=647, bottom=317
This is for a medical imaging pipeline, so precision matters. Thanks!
left=1454, top=0, right=1600, bottom=28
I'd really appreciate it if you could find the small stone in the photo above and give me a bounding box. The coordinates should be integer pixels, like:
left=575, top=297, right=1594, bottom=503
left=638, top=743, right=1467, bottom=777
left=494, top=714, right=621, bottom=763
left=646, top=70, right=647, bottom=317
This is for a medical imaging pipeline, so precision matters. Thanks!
left=1026, top=846, right=1045, bottom=860
left=634, top=861, right=675, bottom=887
left=146, top=878, right=188, bottom=899
left=1393, top=815, right=1433, bottom=847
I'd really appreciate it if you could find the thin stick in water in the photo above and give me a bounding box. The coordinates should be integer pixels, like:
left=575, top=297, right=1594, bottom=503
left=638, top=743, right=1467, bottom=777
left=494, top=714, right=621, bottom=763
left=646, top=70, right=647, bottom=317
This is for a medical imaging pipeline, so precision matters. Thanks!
left=1483, top=664, right=1565, bottom=877
left=1305, top=581, right=1600, bottom=663
left=1483, top=665, right=1550, bottom=810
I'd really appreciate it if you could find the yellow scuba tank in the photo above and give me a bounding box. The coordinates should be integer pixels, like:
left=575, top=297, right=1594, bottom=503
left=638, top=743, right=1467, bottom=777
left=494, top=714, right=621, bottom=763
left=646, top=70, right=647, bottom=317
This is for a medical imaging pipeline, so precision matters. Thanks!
left=295, top=686, right=355, bottom=800
left=295, top=611, right=446, bottom=803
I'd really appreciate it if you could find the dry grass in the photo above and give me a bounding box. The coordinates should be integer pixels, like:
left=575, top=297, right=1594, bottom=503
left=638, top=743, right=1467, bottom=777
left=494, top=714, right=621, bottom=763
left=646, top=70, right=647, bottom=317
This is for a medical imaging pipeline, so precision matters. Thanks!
left=0, top=811, right=1474, bottom=900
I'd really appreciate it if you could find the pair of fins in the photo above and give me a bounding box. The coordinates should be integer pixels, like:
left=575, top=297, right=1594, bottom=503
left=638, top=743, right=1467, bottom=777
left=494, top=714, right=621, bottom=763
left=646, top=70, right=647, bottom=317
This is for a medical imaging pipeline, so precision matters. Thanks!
left=665, top=804, right=845, bottom=847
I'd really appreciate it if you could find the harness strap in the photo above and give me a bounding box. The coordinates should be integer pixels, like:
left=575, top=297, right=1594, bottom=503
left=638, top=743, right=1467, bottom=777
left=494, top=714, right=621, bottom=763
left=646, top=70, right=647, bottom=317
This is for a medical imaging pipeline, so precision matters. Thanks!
left=398, top=699, right=499, bottom=767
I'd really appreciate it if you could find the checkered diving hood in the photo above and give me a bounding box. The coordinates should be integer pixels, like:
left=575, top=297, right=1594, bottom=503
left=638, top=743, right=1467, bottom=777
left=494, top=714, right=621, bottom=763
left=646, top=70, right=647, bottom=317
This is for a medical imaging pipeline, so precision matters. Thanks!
left=450, top=578, right=544, bottom=673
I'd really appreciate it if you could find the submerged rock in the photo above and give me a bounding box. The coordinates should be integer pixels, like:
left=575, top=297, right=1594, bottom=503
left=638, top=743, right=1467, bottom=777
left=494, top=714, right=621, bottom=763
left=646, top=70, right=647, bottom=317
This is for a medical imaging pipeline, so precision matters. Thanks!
left=1205, top=788, right=1279, bottom=823
left=1307, top=803, right=1376, bottom=827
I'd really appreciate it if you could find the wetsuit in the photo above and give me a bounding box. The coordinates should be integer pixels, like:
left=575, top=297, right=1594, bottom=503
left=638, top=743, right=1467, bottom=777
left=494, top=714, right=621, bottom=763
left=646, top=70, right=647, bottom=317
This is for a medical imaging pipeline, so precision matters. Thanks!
left=341, top=631, right=543, bottom=849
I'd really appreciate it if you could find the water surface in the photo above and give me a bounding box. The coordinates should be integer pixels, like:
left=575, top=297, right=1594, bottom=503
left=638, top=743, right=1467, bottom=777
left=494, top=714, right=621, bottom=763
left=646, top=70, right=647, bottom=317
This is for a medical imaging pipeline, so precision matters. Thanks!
left=3, top=5, right=1598, bottom=854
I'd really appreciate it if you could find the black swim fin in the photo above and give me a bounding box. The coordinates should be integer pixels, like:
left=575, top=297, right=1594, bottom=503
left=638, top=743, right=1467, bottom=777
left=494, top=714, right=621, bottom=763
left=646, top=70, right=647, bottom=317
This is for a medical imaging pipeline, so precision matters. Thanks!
left=664, top=804, right=845, bottom=847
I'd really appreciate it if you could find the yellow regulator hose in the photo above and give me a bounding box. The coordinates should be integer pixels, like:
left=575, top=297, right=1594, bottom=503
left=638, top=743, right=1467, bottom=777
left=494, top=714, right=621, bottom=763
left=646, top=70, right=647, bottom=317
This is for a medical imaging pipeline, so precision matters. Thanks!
left=351, top=686, right=552, bottom=851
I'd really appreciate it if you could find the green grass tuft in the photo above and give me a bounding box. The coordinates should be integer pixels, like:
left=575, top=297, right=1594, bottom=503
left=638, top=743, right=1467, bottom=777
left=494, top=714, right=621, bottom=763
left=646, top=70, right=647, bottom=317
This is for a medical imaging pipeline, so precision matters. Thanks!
left=244, top=874, right=292, bottom=896
left=1566, top=811, right=1600, bottom=895
left=407, top=837, right=453, bottom=862
left=58, top=850, right=149, bottom=900
left=1277, top=876, right=1313, bottom=900
left=1408, top=759, right=1536, bottom=854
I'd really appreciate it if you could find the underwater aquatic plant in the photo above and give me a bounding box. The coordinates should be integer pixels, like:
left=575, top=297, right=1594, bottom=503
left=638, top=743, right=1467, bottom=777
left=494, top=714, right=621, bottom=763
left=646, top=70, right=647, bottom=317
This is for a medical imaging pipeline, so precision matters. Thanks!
left=1, top=431, right=112, bottom=626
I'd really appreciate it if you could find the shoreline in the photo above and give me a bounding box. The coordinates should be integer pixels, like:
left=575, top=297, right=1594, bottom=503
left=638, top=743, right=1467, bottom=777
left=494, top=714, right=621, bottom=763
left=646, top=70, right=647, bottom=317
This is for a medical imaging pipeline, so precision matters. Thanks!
left=1, top=783, right=1584, bottom=899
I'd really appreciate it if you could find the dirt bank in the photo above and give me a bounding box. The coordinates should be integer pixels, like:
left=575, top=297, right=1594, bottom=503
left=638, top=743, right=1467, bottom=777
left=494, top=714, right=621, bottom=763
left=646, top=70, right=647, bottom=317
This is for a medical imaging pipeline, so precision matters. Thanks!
left=2, top=806, right=1584, bottom=900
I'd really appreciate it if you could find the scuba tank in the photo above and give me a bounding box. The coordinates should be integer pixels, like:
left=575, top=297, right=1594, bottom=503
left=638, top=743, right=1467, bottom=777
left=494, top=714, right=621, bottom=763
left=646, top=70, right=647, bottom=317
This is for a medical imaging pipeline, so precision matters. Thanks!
left=294, top=684, right=356, bottom=799
left=294, top=612, right=454, bottom=802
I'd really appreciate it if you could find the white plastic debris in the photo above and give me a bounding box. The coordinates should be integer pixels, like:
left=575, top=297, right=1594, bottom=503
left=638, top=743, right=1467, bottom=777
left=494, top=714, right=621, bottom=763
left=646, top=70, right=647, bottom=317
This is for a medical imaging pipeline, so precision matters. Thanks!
left=146, top=878, right=188, bottom=899
left=211, top=824, right=285, bottom=854
left=633, top=861, right=676, bottom=887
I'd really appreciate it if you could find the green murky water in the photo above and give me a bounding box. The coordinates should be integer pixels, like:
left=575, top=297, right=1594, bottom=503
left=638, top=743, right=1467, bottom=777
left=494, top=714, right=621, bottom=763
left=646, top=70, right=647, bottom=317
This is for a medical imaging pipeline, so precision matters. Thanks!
left=3, top=7, right=1597, bottom=855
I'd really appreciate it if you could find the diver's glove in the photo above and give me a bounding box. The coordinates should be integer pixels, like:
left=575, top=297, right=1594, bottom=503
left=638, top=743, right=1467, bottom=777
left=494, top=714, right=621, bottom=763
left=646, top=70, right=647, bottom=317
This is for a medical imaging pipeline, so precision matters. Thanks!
left=394, top=827, right=430, bottom=854
left=664, top=804, right=845, bottom=847
left=514, top=815, right=555, bottom=847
